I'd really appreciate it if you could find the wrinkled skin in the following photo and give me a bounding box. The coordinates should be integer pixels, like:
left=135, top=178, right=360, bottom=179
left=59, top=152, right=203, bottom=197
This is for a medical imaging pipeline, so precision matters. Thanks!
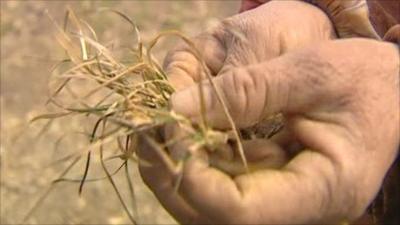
left=164, top=1, right=335, bottom=91
left=240, top=0, right=383, bottom=38
left=138, top=1, right=400, bottom=224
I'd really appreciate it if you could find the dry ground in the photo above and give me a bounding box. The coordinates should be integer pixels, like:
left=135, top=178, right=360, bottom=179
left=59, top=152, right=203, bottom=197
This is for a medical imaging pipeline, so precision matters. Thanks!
left=0, top=1, right=239, bottom=224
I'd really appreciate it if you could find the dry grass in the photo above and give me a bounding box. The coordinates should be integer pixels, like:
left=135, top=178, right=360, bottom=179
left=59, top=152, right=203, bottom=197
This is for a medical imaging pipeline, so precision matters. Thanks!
left=24, top=8, right=252, bottom=225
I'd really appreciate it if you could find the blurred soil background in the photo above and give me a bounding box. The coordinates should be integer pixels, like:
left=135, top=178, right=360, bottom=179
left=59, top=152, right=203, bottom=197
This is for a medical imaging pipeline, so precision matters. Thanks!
left=0, top=1, right=238, bottom=224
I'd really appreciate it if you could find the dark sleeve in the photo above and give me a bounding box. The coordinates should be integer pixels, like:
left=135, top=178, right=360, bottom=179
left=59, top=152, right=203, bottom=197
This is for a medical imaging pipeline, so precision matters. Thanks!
left=368, top=2, right=399, bottom=224
left=367, top=0, right=400, bottom=41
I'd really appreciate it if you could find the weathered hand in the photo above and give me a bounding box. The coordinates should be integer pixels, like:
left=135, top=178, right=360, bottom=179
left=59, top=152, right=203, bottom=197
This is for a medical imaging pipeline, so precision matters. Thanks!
left=137, top=1, right=400, bottom=224
left=164, top=1, right=335, bottom=90
left=138, top=2, right=335, bottom=223
left=141, top=38, right=399, bottom=224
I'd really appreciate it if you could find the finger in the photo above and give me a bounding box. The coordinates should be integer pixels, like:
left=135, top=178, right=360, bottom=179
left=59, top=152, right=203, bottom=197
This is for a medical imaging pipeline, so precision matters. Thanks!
left=137, top=134, right=209, bottom=224
left=170, top=39, right=397, bottom=129
left=310, top=0, right=380, bottom=38
left=383, top=24, right=400, bottom=43
left=240, top=0, right=380, bottom=39
left=209, top=138, right=290, bottom=176
left=176, top=134, right=362, bottom=224
left=169, top=45, right=304, bottom=129
left=175, top=40, right=400, bottom=223
left=170, top=65, right=272, bottom=129
left=241, top=139, right=288, bottom=163
left=164, top=28, right=227, bottom=90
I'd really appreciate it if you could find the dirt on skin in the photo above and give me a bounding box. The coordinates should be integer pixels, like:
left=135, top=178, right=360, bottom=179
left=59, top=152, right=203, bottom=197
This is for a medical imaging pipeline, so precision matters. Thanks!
left=0, top=1, right=238, bottom=224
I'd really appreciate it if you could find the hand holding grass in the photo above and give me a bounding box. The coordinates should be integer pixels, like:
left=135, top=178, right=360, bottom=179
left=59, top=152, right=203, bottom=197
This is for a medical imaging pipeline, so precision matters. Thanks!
left=138, top=1, right=400, bottom=224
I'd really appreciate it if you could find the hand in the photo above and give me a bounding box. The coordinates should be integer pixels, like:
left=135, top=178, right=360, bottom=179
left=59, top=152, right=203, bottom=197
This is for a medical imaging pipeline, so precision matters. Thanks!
left=138, top=1, right=400, bottom=224
left=162, top=0, right=335, bottom=175
left=141, top=38, right=399, bottom=224
left=164, top=0, right=335, bottom=90
left=138, top=2, right=335, bottom=223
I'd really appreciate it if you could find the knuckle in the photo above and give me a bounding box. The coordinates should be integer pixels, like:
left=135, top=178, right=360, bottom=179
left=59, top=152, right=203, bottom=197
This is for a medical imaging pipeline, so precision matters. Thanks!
left=219, top=67, right=262, bottom=127
left=164, top=49, right=202, bottom=84
left=220, top=69, right=248, bottom=121
left=163, top=43, right=189, bottom=68
left=164, top=49, right=195, bottom=69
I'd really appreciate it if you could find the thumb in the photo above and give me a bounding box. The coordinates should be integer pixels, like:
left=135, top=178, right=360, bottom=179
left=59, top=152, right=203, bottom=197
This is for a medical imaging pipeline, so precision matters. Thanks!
left=170, top=39, right=382, bottom=129
left=169, top=65, right=281, bottom=129
left=170, top=46, right=319, bottom=129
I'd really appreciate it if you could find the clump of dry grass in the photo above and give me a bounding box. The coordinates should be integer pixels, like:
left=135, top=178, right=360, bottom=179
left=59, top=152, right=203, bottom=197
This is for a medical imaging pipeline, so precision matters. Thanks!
left=24, top=8, right=254, bottom=224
